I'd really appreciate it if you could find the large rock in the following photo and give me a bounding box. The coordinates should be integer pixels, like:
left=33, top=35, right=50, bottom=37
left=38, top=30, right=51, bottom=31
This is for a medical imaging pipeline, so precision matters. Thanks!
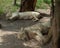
left=17, top=29, right=44, bottom=48
left=39, top=17, right=51, bottom=28
left=39, top=17, right=51, bottom=35
left=16, top=17, right=51, bottom=47
left=36, top=9, right=50, bottom=17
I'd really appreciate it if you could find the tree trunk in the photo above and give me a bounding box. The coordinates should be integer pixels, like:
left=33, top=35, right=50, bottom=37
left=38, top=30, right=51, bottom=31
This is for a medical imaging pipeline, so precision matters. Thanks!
left=19, top=0, right=37, bottom=12
left=0, top=24, right=2, bottom=29
left=14, top=0, right=16, bottom=5
left=52, top=0, right=60, bottom=48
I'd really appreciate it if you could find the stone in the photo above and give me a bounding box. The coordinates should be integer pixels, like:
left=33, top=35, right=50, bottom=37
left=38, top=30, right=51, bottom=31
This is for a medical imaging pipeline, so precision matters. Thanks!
left=38, top=17, right=51, bottom=35
left=16, top=16, right=52, bottom=46
left=7, top=12, right=19, bottom=21
left=39, top=17, right=51, bottom=28
left=36, top=9, right=50, bottom=17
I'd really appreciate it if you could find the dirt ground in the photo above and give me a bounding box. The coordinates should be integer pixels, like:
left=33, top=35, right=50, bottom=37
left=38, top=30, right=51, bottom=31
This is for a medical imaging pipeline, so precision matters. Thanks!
left=0, top=18, right=52, bottom=48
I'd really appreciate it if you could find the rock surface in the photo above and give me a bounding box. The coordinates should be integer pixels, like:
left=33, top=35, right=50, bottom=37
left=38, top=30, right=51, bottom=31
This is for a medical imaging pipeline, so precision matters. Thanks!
left=36, top=9, right=50, bottom=17
left=0, top=16, right=52, bottom=48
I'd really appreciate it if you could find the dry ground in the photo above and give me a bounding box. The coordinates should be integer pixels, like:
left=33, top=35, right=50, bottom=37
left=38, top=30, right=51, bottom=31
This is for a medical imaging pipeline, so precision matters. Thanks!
left=0, top=18, right=52, bottom=48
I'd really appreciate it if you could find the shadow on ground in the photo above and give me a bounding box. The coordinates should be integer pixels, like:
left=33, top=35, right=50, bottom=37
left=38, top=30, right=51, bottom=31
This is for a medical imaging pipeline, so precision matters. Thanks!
left=0, top=19, right=40, bottom=32
left=0, top=33, right=52, bottom=48
left=0, top=18, right=52, bottom=48
left=0, top=34, right=30, bottom=48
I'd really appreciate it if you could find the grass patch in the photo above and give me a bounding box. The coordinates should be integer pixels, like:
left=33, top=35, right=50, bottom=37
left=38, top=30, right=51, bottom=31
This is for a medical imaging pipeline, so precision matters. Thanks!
left=0, top=0, right=20, bottom=15
left=0, top=0, right=51, bottom=15
left=36, top=0, right=51, bottom=9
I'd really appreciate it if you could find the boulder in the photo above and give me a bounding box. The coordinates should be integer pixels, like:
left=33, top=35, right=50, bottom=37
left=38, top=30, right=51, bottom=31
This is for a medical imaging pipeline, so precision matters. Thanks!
left=39, top=17, right=51, bottom=28
left=39, top=17, right=51, bottom=35
left=17, top=29, right=44, bottom=48
left=36, top=9, right=50, bottom=17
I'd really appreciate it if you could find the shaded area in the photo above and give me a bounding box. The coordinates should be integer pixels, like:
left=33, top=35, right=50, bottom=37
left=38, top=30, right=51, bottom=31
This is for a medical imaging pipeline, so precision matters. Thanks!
left=0, top=34, right=30, bottom=48
left=0, top=19, right=40, bottom=32
left=0, top=31, right=52, bottom=48
left=0, top=17, right=52, bottom=48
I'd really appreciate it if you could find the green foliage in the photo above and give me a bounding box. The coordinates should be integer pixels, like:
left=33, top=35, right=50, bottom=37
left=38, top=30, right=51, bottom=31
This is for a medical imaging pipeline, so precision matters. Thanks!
left=36, top=0, right=51, bottom=9
left=0, top=0, right=19, bottom=15
left=44, top=0, right=51, bottom=4
left=0, top=8, right=4, bottom=14
left=0, top=0, right=51, bottom=14
left=36, top=0, right=44, bottom=8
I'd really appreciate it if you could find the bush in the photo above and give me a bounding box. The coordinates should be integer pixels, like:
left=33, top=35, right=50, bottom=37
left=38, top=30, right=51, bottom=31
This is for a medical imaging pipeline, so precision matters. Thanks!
left=44, top=0, right=51, bottom=4
left=0, top=8, right=4, bottom=14
left=36, top=0, right=51, bottom=9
